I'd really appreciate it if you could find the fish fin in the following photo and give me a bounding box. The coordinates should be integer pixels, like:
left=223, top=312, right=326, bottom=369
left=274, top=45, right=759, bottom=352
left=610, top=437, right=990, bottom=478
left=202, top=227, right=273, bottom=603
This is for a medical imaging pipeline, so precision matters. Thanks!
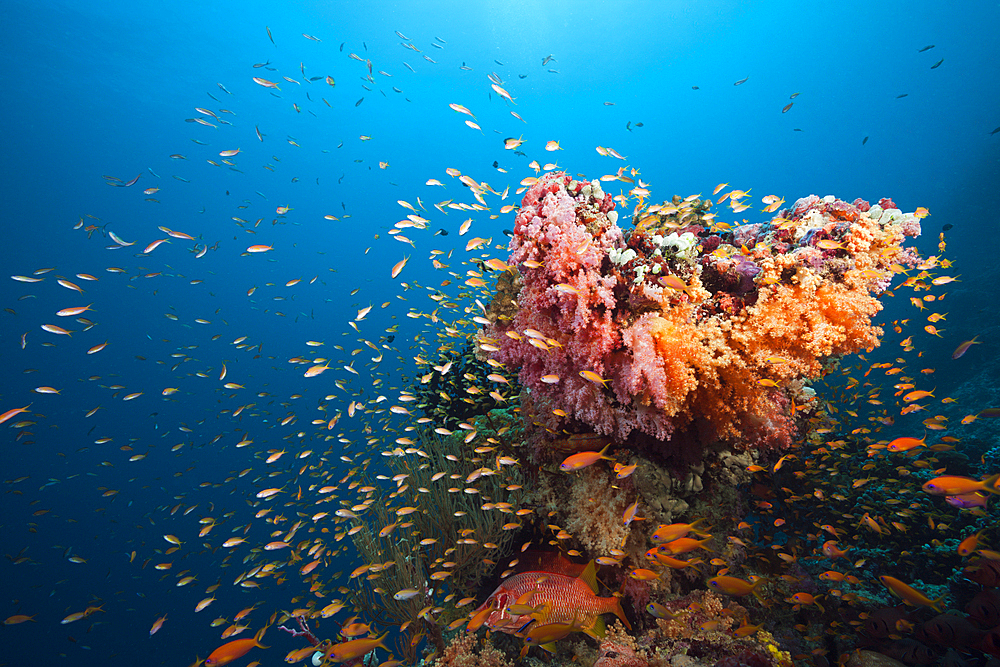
left=611, top=595, right=632, bottom=631
left=539, top=642, right=558, bottom=655
left=579, top=560, right=599, bottom=594
left=751, top=577, right=767, bottom=605
left=587, top=614, right=607, bottom=639
left=691, top=518, right=712, bottom=536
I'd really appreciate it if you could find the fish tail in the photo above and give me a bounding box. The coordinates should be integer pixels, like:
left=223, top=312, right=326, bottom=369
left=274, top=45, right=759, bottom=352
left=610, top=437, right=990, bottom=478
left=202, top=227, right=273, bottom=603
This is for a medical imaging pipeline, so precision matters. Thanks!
left=254, top=626, right=269, bottom=649
left=983, top=473, right=1000, bottom=496
left=375, top=631, right=390, bottom=652
left=610, top=595, right=632, bottom=631
left=930, top=596, right=945, bottom=613
left=690, top=518, right=711, bottom=536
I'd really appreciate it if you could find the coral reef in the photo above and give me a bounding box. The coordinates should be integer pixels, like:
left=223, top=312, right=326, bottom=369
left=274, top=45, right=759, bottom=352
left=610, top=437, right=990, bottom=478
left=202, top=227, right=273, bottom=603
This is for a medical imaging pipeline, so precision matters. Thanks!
left=480, top=173, right=921, bottom=456
left=428, top=631, right=515, bottom=667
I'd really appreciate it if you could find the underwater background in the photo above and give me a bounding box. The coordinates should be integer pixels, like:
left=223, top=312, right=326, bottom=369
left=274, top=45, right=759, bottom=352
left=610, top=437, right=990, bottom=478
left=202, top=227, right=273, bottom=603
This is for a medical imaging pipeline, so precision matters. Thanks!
left=2, top=1, right=999, bottom=666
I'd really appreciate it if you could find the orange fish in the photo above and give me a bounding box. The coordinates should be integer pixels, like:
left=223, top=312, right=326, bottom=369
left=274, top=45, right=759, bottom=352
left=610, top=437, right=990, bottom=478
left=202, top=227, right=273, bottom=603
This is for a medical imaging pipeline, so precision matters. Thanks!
left=706, top=575, right=765, bottom=602
left=957, top=531, right=982, bottom=557
left=822, top=541, right=850, bottom=559
left=923, top=474, right=1000, bottom=497
left=658, top=536, right=712, bottom=555
left=3, top=615, right=36, bottom=625
left=902, top=389, right=935, bottom=403
left=924, top=325, right=943, bottom=337
left=886, top=434, right=927, bottom=453
left=650, top=519, right=707, bottom=544
left=0, top=405, right=31, bottom=426
left=789, top=592, right=825, bottom=613
left=391, top=255, right=409, bottom=279
left=560, top=443, right=614, bottom=472
left=878, top=576, right=944, bottom=612
left=205, top=627, right=267, bottom=666
left=578, top=370, right=610, bottom=386
left=325, top=632, right=389, bottom=662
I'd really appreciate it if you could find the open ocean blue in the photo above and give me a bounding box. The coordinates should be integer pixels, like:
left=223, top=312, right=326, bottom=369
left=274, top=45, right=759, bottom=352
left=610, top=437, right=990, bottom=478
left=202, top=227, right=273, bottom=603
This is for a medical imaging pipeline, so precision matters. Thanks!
left=2, top=1, right=999, bottom=666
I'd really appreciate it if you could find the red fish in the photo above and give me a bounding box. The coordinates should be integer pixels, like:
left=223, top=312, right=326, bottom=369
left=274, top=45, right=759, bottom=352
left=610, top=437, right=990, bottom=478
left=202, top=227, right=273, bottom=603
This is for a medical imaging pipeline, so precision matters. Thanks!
left=472, top=561, right=630, bottom=638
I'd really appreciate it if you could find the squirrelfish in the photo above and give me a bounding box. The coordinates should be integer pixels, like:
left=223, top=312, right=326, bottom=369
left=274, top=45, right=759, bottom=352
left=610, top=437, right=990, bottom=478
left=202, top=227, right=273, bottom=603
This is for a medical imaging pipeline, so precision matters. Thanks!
left=471, top=561, right=630, bottom=638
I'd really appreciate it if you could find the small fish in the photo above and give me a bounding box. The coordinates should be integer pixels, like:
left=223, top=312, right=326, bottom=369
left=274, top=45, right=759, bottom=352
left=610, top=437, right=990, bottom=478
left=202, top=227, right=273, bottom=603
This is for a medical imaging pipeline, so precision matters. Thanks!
left=863, top=136, right=869, bottom=145
left=579, top=370, right=610, bottom=386
left=646, top=602, right=677, bottom=619
left=0, top=405, right=31, bottom=426
left=918, top=45, right=935, bottom=52
left=205, top=627, right=267, bottom=665
left=887, top=435, right=927, bottom=452
left=391, top=255, right=409, bottom=279
left=252, top=77, right=279, bottom=89
left=923, top=474, right=1000, bottom=497
left=782, top=102, right=793, bottom=113
left=707, top=576, right=765, bottom=602
left=879, top=575, right=944, bottom=611
left=733, top=75, right=749, bottom=85
left=952, top=336, right=980, bottom=359
left=150, top=615, right=167, bottom=636
left=560, top=443, right=614, bottom=472
left=324, top=633, right=389, bottom=662
left=930, top=58, right=944, bottom=69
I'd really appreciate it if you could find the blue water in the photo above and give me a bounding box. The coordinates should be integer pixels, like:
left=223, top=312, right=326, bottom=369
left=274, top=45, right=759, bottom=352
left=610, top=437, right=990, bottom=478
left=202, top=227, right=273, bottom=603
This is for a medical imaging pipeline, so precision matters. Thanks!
left=2, top=1, right=998, bottom=665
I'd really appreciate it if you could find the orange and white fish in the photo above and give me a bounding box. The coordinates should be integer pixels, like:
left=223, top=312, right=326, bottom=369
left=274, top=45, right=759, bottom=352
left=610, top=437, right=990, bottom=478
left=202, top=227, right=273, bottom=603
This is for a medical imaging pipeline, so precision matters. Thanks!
left=391, top=256, right=409, bottom=279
